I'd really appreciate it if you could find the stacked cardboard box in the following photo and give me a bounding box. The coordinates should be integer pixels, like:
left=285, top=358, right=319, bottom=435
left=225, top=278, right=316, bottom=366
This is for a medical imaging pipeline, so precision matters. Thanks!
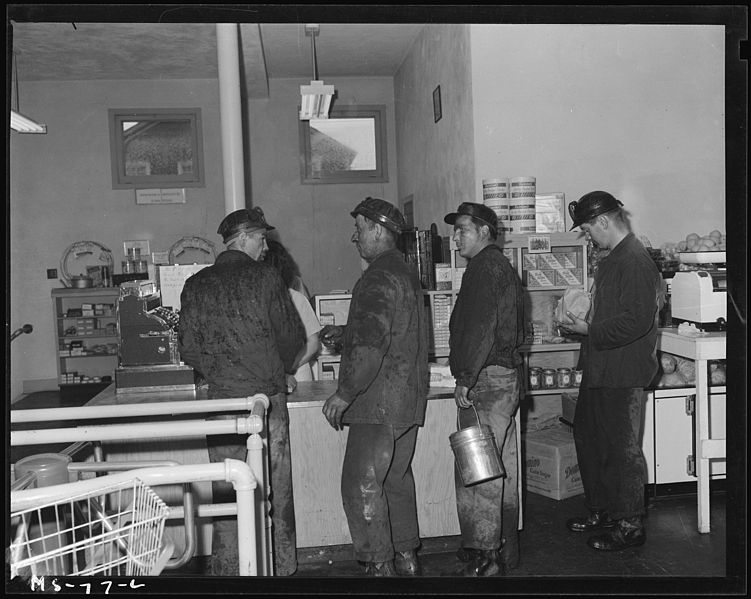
left=524, top=423, right=584, bottom=500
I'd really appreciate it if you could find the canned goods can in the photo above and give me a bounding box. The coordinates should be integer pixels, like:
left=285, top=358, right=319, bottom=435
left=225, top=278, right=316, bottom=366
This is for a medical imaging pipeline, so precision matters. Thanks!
left=542, top=368, right=557, bottom=389
left=557, top=368, right=572, bottom=388
left=528, top=367, right=541, bottom=390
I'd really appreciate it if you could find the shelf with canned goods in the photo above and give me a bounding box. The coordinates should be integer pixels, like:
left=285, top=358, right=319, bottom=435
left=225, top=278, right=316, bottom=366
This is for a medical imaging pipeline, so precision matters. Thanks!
left=52, top=287, right=121, bottom=400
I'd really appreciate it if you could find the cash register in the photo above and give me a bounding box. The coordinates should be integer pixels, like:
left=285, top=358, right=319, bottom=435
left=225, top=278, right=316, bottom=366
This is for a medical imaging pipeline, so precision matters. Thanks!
left=115, top=280, right=195, bottom=392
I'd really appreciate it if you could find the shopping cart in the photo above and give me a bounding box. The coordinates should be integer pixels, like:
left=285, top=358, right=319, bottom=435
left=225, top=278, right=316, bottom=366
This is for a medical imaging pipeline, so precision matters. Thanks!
left=9, top=476, right=173, bottom=578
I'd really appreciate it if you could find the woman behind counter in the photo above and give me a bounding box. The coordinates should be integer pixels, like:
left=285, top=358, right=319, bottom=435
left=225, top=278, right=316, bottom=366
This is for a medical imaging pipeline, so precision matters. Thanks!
left=265, top=239, right=322, bottom=384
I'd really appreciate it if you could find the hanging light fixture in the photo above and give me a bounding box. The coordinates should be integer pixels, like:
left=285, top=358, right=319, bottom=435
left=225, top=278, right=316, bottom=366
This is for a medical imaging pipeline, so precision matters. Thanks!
left=11, top=110, right=47, bottom=134
left=10, top=51, right=47, bottom=134
left=299, top=24, right=335, bottom=121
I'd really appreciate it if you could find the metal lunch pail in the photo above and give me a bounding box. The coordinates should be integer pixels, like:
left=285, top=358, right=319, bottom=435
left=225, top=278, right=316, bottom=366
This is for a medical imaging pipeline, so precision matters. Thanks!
left=449, top=405, right=506, bottom=486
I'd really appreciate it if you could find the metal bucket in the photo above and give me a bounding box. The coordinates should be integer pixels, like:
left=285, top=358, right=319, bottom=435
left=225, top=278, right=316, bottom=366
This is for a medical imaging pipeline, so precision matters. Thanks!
left=450, top=406, right=505, bottom=486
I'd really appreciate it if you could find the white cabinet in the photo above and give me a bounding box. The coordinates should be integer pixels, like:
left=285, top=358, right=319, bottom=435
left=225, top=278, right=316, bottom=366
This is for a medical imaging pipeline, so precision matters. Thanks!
left=646, top=386, right=727, bottom=485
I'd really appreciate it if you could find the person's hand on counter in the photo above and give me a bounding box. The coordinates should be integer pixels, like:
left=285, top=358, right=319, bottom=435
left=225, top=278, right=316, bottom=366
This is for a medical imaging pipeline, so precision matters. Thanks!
left=286, top=374, right=298, bottom=394
left=322, top=391, right=349, bottom=430
left=320, top=324, right=346, bottom=353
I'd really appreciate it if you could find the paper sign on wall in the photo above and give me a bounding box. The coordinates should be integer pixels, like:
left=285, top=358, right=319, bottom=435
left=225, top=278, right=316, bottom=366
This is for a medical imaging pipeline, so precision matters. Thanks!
left=158, top=264, right=211, bottom=310
left=136, top=188, right=187, bottom=204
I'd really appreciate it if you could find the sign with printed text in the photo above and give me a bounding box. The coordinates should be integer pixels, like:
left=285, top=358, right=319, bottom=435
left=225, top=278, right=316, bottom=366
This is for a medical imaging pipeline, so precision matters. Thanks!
left=135, top=188, right=186, bottom=204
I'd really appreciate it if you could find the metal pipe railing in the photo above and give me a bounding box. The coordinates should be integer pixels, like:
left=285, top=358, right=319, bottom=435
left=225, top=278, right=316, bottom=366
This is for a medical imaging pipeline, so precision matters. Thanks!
left=11, top=395, right=268, bottom=424
left=11, top=415, right=263, bottom=446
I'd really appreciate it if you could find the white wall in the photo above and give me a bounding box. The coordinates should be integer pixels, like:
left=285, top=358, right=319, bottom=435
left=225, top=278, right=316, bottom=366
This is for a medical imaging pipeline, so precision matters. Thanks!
left=394, top=24, right=475, bottom=232
left=9, top=79, right=225, bottom=401
left=469, top=24, right=726, bottom=245
left=248, top=77, right=399, bottom=297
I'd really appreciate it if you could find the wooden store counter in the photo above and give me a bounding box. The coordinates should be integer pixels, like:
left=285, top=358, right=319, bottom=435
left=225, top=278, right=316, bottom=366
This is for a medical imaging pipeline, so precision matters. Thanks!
left=81, top=381, right=522, bottom=552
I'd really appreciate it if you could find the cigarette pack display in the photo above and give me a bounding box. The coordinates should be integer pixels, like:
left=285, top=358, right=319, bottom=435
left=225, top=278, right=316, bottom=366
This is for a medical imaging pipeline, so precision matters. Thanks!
left=522, top=253, right=538, bottom=270
left=555, top=268, right=583, bottom=286
left=553, top=251, right=578, bottom=269
left=537, top=253, right=564, bottom=270
left=524, top=270, right=556, bottom=287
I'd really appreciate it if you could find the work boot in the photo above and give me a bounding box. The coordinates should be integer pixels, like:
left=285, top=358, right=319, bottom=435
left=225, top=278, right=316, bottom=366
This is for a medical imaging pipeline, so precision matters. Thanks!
left=455, top=549, right=504, bottom=577
left=394, top=549, right=422, bottom=576
left=499, top=533, right=520, bottom=570
left=456, top=546, right=480, bottom=562
left=566, top=510, right=617, bottom=533
left=587, top=516, right=646, bottom=551
left=364, top=560, right=398, bottom=576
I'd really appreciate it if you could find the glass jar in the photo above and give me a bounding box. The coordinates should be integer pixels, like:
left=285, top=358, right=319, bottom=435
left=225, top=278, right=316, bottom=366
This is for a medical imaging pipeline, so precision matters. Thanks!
left=528, top=367, right=542, bottom=390
left=557, top=368, right=572, bottom=388
left=542, top=368, right=557, bottom=389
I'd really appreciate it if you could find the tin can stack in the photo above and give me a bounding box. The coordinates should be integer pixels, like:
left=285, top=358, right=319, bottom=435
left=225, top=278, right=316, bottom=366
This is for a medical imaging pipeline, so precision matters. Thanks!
left=509, top=176, right=537, bottom=234
left=482, top=178, right=511, bottom=232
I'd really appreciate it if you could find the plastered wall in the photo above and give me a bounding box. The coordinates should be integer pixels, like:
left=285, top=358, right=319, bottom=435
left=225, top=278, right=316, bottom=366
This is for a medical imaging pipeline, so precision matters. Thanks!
left=469, top=24, right=726, bottom=245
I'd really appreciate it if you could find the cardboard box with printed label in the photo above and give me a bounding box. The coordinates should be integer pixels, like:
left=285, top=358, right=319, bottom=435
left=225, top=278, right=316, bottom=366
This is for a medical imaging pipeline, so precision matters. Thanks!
left=524, top=424, right=584, bottom=500
left=524, top=269, right=556, bottom=287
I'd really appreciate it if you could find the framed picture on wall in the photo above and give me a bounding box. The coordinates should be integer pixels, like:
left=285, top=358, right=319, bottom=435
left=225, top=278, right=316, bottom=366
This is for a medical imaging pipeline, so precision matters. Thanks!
left=433, top=85, right=442, bottom=123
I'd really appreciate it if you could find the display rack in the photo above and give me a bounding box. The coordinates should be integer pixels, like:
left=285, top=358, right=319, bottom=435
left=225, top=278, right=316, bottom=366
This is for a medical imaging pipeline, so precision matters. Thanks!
left=51, top=288, right=120, bottom=400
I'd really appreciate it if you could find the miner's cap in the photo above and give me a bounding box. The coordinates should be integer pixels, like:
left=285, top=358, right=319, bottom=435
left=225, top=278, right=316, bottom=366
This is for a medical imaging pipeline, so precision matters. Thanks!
left=350, top=197, right=406, bottom=234
left=568, top=191, right=623, bottom=230
left=444, top=202, right=498, bottom=235
left=217, top=207, right=275, bottom=242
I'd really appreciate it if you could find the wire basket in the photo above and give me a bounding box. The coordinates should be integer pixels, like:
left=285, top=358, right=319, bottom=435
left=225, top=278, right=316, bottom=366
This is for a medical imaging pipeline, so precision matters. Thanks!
left=9, top=477, right=171, bottom=578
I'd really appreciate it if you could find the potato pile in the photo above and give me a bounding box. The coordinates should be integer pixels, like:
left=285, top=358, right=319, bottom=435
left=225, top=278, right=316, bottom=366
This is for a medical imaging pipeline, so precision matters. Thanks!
left=657, top=352, right=726, bottom=387
left=660, top=230, right=725, bottom=260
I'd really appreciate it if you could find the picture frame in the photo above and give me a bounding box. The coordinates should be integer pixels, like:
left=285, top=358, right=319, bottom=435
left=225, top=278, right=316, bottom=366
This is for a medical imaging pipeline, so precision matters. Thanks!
left=528, top=235, right=552, bottom=253
left=108, top=108, right=205, bottom=190
left=433, top=85, right=442, bottom=123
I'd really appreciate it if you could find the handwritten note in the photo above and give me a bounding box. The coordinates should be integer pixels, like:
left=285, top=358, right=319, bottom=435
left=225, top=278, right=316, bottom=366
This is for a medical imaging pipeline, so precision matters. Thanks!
left=158, top=264, right=211, bottom=310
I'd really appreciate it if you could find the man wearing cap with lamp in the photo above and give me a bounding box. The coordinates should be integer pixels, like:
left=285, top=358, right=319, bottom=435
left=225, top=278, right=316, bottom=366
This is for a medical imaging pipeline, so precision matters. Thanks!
left=322, top=197, right=429, bottom=577
left=557, top=191, right=661, bottom=551
left=179, top=207, right=306, bottom=575
left=443, top=202, right=525, bottom=577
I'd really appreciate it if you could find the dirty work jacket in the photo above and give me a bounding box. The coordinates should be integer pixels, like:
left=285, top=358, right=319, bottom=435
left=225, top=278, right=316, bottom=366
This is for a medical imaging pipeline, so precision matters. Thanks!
left=584, top=232, right=661, bottom=389
left=449, top=244, right=525, bottom=390
left=178, top=249, right=306, bottom=397
left=337, top=248, right=429, bottom=426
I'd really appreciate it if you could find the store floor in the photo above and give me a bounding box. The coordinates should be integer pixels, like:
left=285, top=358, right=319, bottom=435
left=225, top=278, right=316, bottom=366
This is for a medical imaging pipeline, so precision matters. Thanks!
left=10, top=391, right=730, bottom=583
left=167, top=490, right=726, bottom=579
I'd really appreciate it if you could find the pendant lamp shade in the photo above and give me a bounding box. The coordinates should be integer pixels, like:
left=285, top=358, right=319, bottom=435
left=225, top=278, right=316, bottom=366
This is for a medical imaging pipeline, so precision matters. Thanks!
left=299, top=24, right=335, bottom=121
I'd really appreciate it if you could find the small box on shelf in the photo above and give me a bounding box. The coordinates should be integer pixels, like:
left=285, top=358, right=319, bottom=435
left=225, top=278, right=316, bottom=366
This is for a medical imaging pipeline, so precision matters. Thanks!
left=537, top=253, right=565, bottom=270
left=554, top=268, right=583, bottom=286
left=525, top=270, right=556, bottom=287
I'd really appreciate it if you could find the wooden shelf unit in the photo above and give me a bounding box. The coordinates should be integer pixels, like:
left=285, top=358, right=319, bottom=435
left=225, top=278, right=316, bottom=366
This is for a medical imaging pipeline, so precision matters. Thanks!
left=51, top=287, right=120, bottom=399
